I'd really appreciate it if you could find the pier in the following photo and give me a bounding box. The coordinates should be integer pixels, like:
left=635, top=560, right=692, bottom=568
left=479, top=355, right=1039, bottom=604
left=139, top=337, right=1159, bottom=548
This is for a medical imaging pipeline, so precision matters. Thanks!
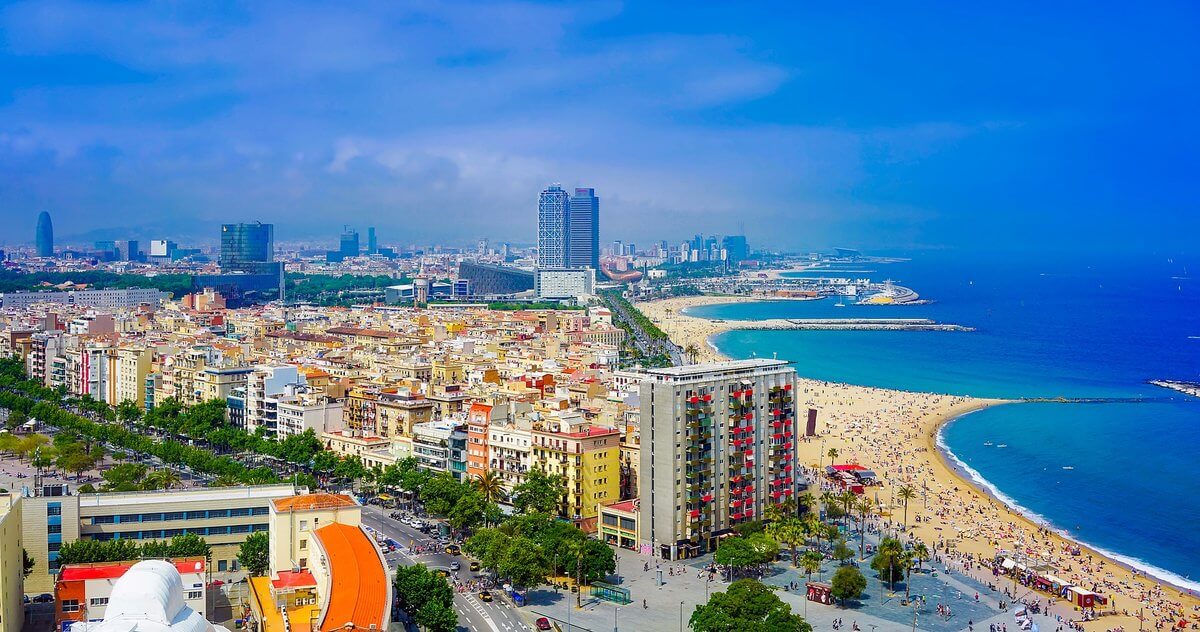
left=722, top=317, right=974, bottom=332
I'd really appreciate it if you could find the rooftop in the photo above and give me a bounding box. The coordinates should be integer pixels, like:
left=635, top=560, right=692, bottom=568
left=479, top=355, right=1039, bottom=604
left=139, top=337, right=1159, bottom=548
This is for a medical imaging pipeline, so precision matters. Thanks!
left=272, top=492, right=357, bottom=512
left=314, top=522, right=388, bottom=631
left=59, top=558, right=206, bottom=582
left=641, top=358, right=790, bottom=377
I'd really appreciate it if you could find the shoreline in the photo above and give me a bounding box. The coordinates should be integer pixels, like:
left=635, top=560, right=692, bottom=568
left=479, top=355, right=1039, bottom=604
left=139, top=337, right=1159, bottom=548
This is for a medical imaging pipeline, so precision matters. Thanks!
left=637, top=294, right=1200, bottom=630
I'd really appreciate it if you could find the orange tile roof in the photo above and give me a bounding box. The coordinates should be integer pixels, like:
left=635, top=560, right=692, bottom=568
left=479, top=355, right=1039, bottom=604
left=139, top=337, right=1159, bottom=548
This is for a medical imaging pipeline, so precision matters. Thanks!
left=272, top=493, right=357, bottom=512
left=315, top=523, right=388, bottom=631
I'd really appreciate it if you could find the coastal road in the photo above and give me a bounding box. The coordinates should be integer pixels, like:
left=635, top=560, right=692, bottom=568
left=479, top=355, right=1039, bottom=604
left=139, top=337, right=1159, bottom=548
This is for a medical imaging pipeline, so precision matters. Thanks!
left=360, top=509, right=531, bottom=632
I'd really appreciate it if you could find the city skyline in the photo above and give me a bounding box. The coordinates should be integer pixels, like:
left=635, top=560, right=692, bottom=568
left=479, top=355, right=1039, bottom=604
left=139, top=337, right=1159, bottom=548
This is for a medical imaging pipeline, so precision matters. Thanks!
left=2, top=4, right=1195, bottom=253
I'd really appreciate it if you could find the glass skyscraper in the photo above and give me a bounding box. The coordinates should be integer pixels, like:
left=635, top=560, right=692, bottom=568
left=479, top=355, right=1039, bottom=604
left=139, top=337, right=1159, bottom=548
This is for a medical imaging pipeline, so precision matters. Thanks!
left=220, top=222, right=274, bottom=272
left=538, top=185, right=569, bottom=268
left=35, top=211, right=54, bottom=257
left=567, top=187, right=599, bottom=269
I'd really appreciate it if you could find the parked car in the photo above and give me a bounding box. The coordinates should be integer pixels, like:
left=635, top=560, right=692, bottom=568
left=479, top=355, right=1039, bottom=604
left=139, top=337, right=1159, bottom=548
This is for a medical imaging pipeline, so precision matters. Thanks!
left=535, top=617, right=553, bottom=631
left=32, top=594, right=53, bottom=604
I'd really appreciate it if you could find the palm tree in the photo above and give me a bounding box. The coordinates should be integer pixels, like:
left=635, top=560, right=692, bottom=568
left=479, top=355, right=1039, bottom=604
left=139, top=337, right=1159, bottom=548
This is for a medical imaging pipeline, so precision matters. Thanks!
left=902, top=550, right=917, bottom=602
left=800, top=550, right=823, bottom=582
left=855, top=496, right=874, bottom=560
left=826, top=447, right=839, bottom=468
left=911, top=542, right=930, bottom=571
left=683, top=344, right=700, bottom=364
left=897, top=485, right=917, bottom=534
left=472, top=471, right=506, bottom=505
left=838, top=491, right=857, bottom=531
left=143, top=469, right=182, bottom=490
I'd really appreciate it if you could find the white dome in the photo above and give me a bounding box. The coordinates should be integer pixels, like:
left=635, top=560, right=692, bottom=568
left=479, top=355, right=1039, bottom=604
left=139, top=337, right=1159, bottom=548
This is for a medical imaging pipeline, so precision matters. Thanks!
left=77, top=560, right=231, bottom=632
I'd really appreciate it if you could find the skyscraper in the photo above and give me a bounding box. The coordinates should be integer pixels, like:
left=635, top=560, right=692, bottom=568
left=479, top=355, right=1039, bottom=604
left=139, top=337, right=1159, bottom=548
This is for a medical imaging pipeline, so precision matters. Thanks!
left=537, top=184, right=569, bottom=268
left=567, top=187, right=599, bottom=269
left=339, top=226, right=360, bottom=258
left=220, top=222, right=274, bottom=271
left=35, top=211, right=53, bottom=257
left=367, top=227, right=377, bottom=254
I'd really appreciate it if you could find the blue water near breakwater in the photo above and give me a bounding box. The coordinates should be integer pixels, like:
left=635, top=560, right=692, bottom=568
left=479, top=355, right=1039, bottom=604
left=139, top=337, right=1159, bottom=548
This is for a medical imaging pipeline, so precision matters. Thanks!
left=688, top=254, right=1200, bottom=589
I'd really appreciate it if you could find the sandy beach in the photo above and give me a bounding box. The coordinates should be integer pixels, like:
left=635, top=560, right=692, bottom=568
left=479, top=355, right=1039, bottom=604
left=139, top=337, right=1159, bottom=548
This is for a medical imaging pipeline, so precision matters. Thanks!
left=638, top=295, right=1200, bottom=631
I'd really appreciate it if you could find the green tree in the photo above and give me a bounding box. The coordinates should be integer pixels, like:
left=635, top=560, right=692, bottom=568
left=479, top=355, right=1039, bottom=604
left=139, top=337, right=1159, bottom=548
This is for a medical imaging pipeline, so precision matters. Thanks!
left=420, top=471, right=467, bottom=517
left=22, top=549, right=35, bottom=578
left=766, top=517, right=807, bottom=568
left=825, top=448, right=838, bottom=468
left=690, top=579, right=812, bottom=632
left=714, top=534, right=779, bottom=578
left=415, top=599, right=458, bottom=632
left=237, top=532, right=270, bottom=576
left=870, top=537, right=907, bottom=588
left=510, top=468, right=566, bottom=516
left=448, top=489, right=490, bottom=532
left=497, top=536, right=550, bottom=589
left=116, top=400, right=142, bottom=424
left=5, top=410, right=27, bottom=431
left=800, top=550, right=823, bottom=582
left=830, top=566, right=867, bottom=606
left=832, top=539, right=855, bottom=566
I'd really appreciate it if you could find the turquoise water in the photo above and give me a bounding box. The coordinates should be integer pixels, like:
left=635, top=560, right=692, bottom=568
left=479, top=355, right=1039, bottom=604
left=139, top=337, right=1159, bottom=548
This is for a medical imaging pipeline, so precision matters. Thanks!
left=689, top=254, right=1200, bottom=589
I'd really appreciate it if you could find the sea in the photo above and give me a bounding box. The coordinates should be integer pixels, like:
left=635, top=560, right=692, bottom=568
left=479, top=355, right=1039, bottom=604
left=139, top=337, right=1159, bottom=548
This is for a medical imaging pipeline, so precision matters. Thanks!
left=685, top=252, right=1200, bottom=591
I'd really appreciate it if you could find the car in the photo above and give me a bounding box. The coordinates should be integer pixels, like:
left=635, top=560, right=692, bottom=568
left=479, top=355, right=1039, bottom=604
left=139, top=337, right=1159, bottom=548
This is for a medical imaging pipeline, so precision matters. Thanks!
left=478, top=590, right=493, bottom=602
left=32, top=593, right=54, bottom=604
left=445, top=544, right=461, bottom=555
left=535, top=617, right=553, bottom=631
left=434, top=569, right=449, bottom=578
left=450, top=561, right=461, bottom=571
left=469, top=561, right=480, bottom=572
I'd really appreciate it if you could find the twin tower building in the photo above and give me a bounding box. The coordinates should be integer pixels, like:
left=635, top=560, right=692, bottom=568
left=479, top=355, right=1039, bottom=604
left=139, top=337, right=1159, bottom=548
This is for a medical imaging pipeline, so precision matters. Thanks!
left=536, top=185, right=599, bottom=270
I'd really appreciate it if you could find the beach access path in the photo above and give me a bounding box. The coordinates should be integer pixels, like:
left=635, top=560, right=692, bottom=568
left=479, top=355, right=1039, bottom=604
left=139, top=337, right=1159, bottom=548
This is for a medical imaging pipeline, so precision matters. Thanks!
left=635, top=294, right=1200, bottom=631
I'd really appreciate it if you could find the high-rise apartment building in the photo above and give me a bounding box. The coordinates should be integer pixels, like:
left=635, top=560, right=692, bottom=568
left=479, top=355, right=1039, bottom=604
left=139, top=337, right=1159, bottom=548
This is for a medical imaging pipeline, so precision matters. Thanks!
left=36, top=211, right=54, bottom=257
left=340, top=226, right=360, bottom=258
left=567, top=187, right=600, bottom=269
left=630, top=359, right=799, bottom=560
left=220, top=222, right=274, bottom=272
left=367, top=226, right=377, bottom=254
left=537, top=184, right=570, bottom=268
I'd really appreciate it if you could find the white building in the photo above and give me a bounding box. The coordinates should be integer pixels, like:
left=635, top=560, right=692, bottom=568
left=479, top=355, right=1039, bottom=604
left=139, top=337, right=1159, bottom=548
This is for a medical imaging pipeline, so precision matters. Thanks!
left=535, top=268, right=595, bottom=300
left=71, top=559, right=229, bottom=632
left=0, top=288, right=165, bottom=310
left=276, top=390, right=344, bottom=438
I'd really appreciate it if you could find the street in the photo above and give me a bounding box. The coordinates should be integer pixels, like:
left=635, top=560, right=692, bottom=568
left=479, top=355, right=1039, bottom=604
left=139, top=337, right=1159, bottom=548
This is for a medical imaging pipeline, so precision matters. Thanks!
left=359, top=508, right=532, bottom=632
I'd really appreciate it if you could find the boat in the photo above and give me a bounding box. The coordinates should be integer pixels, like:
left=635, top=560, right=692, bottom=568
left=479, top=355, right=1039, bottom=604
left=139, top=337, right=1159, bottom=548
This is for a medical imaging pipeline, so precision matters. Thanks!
left=1062, top=466, right=1074, bottom=470
left=997, top=444, right=1008, bottom=448
left=834, top=297, right=847, bottom=308
left=983, top=441, right=993, bottom=446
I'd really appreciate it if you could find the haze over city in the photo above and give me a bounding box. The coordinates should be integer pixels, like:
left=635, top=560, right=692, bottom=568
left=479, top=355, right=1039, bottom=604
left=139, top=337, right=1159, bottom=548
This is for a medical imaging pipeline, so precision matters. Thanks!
left=1, top=5, right=1199, bottom=632
left=2, top=2, right=1197, bottom=251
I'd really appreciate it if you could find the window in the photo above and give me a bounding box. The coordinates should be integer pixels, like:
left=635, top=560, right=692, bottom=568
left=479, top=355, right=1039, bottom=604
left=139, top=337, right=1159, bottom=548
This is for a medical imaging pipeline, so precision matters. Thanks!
left=230, top=507, right=250, bottom=517
left=118, top=514, right=140, bottom=523
left=231, top=524, right=250, bottom=534
left=48, top=524, right=61, bottom=534
left=218, top=560, right=228, bottom=572
left=48, top=542, right=61, bottom=552
left=142, top=513, right=163, bottom=522
left=186, top=511, right=206, bottom=520
left=62, top=600, right=80, bottom=613
left=89, top=597, right=109, bottom=607
left=164, top=512, right=186, bottom=521
left=299, top=520, right=308, bottom=532
left=47, top=503, right=62, bottom=517
left=299, top=558, right=307, bottom=568
left=186, top=591, right=202, bottom=600
left=92, top=515, right=115, bottom=524
left=250, top=506, right=269, bottom=516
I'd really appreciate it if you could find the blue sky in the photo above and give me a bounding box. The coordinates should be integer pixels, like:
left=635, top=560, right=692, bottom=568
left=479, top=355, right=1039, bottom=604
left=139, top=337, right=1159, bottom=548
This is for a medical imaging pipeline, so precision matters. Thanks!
left=1, top=1, right=1197, bottom=253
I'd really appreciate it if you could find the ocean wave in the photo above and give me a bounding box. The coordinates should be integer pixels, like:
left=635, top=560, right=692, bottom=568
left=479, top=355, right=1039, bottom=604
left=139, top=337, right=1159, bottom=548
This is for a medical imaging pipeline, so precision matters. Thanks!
left=937, top=415, right=1200, bottom=595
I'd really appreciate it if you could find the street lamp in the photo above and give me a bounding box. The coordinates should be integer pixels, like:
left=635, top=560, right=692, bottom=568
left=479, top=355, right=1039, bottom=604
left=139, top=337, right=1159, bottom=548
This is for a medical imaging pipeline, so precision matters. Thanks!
left=679, top=601, right=685, bottom=632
